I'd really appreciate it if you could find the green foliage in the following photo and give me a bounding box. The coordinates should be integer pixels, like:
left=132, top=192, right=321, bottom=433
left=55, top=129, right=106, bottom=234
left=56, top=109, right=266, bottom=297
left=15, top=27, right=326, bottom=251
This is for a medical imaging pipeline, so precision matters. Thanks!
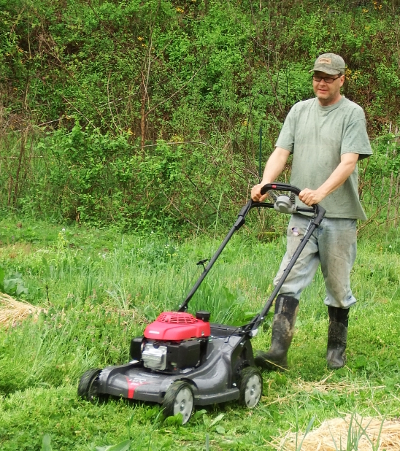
left=1, top=0, right=400, bottom=230
left=96, top=440, right=132, bottom=451
left=32, top=124, right=134, bottom=224
left=1, top=270, right=29, bottom=297
left=41, top=434, right=52, bottom=451
left=2, top=127, right=248, bottom=232
left=2, top=1, right=399, bottom=135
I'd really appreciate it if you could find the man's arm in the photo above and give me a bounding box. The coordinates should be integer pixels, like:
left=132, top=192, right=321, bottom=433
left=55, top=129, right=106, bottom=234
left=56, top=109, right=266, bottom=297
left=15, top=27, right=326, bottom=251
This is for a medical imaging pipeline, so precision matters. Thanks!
left=251, top=147, right=291, bottom=201
left=299, top=152, right=359, bottom=206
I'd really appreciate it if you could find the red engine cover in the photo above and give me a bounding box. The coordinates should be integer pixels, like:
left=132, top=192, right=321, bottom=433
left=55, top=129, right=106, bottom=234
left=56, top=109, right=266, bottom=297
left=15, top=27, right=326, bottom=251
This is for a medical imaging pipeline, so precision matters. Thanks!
left=144, top=312, right=211, bottom=341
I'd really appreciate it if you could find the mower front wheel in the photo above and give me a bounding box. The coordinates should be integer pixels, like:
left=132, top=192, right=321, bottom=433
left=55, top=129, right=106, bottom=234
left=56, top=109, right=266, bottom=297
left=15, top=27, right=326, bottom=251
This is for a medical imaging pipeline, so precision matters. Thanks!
left=78, top=368, right=102, bottom=402
left=239, top=366, right=262, bottom=408
left=162, top=381, right=194, bottom=425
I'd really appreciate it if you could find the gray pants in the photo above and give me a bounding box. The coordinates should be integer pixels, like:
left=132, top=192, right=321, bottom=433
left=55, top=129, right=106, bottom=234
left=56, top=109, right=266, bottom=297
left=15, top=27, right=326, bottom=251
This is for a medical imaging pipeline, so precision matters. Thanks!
left=274, top=214, right=357, bottom=308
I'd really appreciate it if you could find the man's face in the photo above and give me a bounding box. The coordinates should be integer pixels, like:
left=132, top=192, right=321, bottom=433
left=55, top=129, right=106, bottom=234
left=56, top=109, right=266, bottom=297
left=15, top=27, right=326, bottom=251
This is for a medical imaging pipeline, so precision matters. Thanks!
left=312, top=71, right=345, bottom=106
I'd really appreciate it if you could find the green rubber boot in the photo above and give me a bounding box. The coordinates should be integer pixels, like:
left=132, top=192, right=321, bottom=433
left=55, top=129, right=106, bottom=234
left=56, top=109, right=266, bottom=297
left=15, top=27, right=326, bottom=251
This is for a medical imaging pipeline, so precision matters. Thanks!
left=254, top=295, right=299, bottom=371
left=326, top=306, right=349, bottom=370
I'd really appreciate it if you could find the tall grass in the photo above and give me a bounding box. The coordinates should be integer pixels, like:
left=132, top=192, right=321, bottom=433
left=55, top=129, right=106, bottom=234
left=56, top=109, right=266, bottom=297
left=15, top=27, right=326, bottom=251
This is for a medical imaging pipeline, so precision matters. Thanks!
left=0, top=216, right=400, bottom=450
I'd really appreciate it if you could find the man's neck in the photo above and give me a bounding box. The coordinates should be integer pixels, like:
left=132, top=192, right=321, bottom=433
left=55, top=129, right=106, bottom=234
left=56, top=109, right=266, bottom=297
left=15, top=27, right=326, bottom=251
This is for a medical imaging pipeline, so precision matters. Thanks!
left=318, top=94, right=342, bottom=107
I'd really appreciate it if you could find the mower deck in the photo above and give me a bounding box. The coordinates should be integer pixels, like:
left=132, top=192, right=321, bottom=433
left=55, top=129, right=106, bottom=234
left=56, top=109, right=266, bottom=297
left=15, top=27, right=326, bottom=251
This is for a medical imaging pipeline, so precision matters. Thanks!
left=93, top=324, right=253, bottom=406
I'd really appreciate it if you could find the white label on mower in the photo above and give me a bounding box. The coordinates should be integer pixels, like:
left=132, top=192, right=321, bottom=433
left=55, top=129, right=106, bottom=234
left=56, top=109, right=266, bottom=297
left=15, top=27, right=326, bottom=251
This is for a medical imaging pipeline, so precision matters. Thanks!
left=148, top=330, right=160, bottom=334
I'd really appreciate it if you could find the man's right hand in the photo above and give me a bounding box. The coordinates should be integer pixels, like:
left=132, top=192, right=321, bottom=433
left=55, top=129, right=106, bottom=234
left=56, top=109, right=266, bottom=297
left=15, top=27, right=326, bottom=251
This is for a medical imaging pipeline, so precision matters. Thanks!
left=251, top=147, right=290, bottom=202
left=251, top=183, right=269, bottom=202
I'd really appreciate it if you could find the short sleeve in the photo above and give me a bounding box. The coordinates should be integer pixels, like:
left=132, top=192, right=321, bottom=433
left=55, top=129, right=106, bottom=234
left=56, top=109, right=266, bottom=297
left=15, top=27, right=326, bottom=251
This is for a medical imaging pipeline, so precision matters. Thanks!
left=341, top=107, right=372, bottom=160
left=275, top=104, right=299, bottom=153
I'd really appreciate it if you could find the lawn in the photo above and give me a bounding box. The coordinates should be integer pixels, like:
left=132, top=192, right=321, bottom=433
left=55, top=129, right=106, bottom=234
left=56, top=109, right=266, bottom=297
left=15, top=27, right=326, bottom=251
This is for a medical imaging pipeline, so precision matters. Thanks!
left=0, top=214, right=399, bottom=450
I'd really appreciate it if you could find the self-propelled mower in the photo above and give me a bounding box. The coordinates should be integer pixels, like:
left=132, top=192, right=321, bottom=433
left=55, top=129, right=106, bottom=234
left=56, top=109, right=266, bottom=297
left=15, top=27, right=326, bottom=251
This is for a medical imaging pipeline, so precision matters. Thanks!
left=78, top=183, right=325, bottom=424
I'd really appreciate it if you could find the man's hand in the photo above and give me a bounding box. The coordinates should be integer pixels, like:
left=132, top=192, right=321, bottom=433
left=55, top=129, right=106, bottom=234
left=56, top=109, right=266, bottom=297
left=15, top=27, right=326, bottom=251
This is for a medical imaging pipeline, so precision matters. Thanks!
left=299, top=153, right=359, bottom=206
left=299, top=188, right=325, bottom=206
left=251, top=183, right=272, bottom=202
left=251, top=147, right=290, bottom=202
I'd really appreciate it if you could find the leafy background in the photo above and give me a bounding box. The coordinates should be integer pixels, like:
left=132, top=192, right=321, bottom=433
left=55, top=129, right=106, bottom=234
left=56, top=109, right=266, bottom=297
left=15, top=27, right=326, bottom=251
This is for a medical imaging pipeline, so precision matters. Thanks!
left=1, top=0, right=400, bottom=233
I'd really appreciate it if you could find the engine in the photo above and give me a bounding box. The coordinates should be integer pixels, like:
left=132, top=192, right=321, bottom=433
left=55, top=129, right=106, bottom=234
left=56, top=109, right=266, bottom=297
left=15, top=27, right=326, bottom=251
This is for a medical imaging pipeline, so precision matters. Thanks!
left=130, top=311, right=211, bottom=372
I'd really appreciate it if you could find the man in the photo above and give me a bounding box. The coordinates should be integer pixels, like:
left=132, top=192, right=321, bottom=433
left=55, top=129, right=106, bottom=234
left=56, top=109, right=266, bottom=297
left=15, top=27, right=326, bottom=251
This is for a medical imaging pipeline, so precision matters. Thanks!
left=251, top=53, right=372, bottom=370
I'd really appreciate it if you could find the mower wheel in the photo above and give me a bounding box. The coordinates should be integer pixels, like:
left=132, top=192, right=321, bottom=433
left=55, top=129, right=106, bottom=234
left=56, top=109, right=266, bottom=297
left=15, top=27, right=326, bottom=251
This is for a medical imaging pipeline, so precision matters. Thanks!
left=239, top=366, right=262, bottom=408
left=162, top=381, right=194, bottom=425
left=78, top=368, right=101, bottom=402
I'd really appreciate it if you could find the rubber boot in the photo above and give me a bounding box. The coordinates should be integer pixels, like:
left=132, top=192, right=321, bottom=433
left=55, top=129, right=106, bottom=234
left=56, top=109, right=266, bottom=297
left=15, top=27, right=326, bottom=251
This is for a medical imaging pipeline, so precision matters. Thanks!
left=254, top=295, right=299, bottom=371
left=326, top=306, right=349, bottom=369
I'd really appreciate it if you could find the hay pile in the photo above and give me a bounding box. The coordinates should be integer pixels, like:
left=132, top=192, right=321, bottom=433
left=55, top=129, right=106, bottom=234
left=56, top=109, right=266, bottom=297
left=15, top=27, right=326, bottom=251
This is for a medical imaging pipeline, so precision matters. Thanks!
left=0, top=292, right=44, bottom=327
left=272, top=414, right=400, bottom=451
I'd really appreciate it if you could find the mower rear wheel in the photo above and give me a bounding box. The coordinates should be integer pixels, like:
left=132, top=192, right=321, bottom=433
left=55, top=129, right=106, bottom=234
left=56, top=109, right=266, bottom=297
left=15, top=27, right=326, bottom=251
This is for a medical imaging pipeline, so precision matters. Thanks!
left=163, top=381, right=194, bottom=425
left=239, top=366, right=262, bottom=408
left=78, top=368, right=101, bottom=402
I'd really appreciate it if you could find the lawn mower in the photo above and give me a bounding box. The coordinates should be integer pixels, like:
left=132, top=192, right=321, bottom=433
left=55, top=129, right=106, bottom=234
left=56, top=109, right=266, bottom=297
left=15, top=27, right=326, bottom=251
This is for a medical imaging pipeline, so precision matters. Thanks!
left=78, top=183, right=325, bottom=424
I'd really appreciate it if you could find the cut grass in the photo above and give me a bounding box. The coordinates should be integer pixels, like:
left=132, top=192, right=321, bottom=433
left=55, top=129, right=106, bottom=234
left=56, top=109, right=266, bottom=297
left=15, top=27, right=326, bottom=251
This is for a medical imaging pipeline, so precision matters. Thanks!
left=0, top=292, right=45, bottom=327
left=272, top=414, right=400, bottom=451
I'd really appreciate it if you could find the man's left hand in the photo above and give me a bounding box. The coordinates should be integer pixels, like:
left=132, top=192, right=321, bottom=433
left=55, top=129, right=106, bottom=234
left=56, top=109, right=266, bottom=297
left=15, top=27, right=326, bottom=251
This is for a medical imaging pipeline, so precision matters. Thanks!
left=299, top=188, right=325, bottom=206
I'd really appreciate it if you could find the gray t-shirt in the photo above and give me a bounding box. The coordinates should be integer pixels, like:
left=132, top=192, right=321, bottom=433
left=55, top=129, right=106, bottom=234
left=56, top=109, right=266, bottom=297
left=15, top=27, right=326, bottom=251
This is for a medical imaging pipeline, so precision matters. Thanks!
left=275, top=96, right=372, bottom=220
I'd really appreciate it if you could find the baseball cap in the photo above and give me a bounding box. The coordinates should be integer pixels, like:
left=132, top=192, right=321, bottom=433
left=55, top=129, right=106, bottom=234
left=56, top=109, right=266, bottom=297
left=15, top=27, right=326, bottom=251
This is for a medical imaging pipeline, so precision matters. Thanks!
left=310, top=53, right=346, bottom=75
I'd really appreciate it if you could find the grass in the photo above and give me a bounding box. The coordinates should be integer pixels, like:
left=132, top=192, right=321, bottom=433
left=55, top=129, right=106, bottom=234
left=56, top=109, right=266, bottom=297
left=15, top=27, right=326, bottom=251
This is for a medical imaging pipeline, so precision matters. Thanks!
left=0, top=215, right=400, bottom=450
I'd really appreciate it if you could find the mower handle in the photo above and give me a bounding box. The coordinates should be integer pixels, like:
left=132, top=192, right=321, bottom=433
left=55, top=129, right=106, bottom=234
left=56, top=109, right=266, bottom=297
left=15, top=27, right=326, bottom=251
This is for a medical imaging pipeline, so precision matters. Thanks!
left=260, top=182, right=302, bottom=196
left=241, top=183, right=326, bottom=333
left=179, top=183, right=325, bottom=313
left=259, top=183, right=325, bottom=225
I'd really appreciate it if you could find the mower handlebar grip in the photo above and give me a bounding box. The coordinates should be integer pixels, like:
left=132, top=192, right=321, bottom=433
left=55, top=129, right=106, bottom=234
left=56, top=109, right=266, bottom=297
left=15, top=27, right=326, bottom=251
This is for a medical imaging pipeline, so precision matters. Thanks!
left=260, top=183, right=301, bottom=196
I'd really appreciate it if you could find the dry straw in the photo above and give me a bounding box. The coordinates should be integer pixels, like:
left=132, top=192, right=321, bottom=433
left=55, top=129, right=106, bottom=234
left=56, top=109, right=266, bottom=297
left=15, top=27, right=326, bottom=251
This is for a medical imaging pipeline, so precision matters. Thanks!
left=272, top=414, right=400, bottom=451
left=0, top=292, right=44, bottom=327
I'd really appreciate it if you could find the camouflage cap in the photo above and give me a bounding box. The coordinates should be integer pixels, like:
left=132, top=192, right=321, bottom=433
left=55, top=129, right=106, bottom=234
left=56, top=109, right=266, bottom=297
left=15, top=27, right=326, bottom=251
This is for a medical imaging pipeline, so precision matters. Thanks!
left=310, top=53, right=346, bottom=75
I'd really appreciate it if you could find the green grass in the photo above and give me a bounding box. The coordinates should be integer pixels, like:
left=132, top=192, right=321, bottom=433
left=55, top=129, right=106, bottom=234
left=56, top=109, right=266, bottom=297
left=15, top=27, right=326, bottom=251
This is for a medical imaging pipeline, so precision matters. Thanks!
left=0, top=216, right=400, bottom=450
